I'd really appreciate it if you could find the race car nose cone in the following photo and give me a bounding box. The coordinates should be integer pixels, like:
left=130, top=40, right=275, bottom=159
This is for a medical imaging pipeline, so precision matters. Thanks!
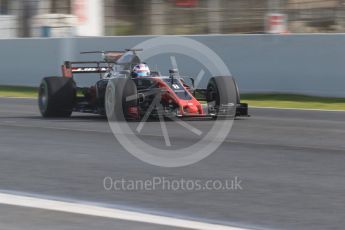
left=184, top=104, right=198, bottom=114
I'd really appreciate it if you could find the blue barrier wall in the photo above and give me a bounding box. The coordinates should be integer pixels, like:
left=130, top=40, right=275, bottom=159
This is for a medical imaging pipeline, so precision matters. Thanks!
left=0, top=34, right=344, bottom=97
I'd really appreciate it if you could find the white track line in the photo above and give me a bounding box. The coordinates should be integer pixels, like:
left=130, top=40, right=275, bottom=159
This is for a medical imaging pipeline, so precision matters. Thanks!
left=0, top=192, right=251, bottom=230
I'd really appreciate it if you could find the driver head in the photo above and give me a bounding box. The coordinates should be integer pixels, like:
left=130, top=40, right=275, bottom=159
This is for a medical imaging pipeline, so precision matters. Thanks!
left=132, top=63, right=150, bottom=78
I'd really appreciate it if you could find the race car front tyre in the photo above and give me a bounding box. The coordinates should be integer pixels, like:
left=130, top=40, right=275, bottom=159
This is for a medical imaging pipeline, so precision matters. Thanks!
left=38, top=77, right=76, bottom=118
left=234, top=78, right=241, bottom=105
left=105, top=78, right=138, bottom=121
left=206, top=76, right=238, bottom=118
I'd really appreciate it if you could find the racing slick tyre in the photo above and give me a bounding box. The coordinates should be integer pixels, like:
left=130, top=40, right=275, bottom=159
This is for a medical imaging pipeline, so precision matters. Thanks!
left=105, top=78, right=138, bottom=121
left=234, top=79, right=241, bottom=105
left=233, top=79, right=248, bottom=116
left=38, top=77, right=76, bottom=118
left=206, top=76, right=237, bottom=119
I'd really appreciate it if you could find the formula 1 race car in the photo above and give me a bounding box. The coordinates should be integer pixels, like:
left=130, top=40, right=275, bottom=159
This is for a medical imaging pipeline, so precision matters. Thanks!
left=38, top=49, right=248, bottom=120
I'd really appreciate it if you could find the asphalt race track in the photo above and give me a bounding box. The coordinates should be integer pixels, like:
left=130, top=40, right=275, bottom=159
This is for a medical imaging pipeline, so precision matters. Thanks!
left=0, top=97, right=345, bottom=230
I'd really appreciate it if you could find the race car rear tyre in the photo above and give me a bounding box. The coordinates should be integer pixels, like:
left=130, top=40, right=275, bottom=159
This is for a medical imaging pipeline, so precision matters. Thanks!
left=105, top=78, right=138, bottom=121
left=38, top=77, right=76, bottom=118
left=206, top=76, right=237, bottom=118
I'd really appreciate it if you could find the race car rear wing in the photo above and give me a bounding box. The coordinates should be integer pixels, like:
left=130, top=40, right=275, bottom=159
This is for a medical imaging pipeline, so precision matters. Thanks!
left=61, top=49, right=143, bottom=78
left=61, top=61, right=111, bottom=78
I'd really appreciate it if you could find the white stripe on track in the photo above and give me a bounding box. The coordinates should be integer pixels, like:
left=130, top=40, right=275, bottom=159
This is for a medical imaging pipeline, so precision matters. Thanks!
left=0, top=192, right=252, bottom=230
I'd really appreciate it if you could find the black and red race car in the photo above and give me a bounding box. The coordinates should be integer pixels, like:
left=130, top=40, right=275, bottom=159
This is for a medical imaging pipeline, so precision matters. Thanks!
left=38, top=49, right=248, bottom=120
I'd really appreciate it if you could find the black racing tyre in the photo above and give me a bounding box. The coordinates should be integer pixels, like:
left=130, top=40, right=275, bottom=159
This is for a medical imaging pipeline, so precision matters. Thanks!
left=206, top=76, right=237, bottom=117
left=234, top=78, right=241, bottom=105
left=105, top=78, right=138, bottom=121
left=38, top=77, right=76, bottom=118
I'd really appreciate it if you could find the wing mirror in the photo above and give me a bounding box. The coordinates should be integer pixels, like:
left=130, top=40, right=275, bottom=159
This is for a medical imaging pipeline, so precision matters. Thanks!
left=190, top=78, right=195, bottom=88
left=169, top=69, right=179, bottom=75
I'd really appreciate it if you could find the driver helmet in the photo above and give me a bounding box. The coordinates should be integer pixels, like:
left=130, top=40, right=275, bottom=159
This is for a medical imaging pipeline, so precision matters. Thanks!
left=132, top=63, right=150, bottom=78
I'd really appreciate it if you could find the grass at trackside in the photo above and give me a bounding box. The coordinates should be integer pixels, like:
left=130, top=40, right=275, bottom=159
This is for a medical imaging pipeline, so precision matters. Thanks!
left=0, top=85, right=345, bottom=111
left=241, top=93, right=345, bottom=110
left=0, top=85, right=37, bottom=98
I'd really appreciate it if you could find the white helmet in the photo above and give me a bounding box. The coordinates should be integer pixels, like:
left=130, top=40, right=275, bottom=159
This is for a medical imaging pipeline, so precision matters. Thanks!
left=132, top=63, right=150, bottom=77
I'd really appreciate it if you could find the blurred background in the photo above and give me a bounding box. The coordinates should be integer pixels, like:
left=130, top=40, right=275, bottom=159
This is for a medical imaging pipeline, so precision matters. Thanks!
left=0, top=0, right=345, bottom=38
